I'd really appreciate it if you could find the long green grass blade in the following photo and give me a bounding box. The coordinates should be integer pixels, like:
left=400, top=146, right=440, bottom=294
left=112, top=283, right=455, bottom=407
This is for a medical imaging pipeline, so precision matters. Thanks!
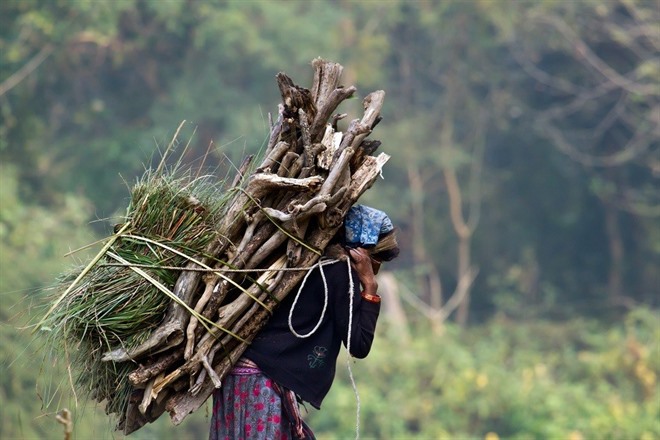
left=34, top=222, right=132, bottom=333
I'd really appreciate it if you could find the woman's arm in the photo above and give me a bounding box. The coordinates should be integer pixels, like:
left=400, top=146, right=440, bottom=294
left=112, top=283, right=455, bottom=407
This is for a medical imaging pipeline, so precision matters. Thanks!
left=348, top=248, right=379, bottom=296
left=333, top=248, right=381, bottom=358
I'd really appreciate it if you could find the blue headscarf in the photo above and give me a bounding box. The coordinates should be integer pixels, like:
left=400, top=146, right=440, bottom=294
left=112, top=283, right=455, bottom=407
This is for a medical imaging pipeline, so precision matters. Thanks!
left=344, top=205, right=394, bottom=248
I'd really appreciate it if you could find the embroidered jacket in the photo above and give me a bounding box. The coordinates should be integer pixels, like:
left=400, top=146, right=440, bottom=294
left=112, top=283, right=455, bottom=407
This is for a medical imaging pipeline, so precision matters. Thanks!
left=244, top=258, right=380, bottom=409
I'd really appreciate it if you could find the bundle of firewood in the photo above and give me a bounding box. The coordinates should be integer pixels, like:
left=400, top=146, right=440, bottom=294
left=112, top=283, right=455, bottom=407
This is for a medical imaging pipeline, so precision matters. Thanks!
left=40, top=58, right=389, bottom=434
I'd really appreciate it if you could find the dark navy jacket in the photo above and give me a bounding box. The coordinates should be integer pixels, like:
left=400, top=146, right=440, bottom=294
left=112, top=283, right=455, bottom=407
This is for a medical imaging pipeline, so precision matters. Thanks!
left=244, top=259, right=380, bottom=409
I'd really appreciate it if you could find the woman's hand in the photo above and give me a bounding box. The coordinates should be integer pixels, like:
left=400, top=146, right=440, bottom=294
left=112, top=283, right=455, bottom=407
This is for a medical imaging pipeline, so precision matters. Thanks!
left=348, top=247, right=378, bottom=294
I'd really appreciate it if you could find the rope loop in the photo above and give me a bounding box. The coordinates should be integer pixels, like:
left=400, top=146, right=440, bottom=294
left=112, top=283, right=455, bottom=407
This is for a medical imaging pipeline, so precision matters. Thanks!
left=287, top=258, right=338, bottom=338
left=286, top=257, right=361, bottom=439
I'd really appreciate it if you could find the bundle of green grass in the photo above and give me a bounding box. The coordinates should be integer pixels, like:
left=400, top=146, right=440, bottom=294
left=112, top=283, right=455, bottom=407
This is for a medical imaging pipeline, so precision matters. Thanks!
left=40, top=165, right=229, bottom=415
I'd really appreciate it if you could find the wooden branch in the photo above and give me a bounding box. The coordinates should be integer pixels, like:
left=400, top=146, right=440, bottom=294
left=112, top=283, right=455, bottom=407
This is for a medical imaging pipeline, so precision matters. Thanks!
left=311, top=86, right=357, bottom=142
left=184, top=276, right=217, bottom=360
left=266, top=105, right=284, bottom=152
left=246, top=174, right=324, bottom=199
left=230, top=154, right=254, bottom=188
left=257, top=141, right=290, bottom=173
left=128, top=347, right=185, bottom=386
left=318, top=124, right=342, bottom=170
left=244, top=232, right=289, bottom=273
left=310, top=58, right=344, bottom=106
left=139, top=378, right=157, bottom=415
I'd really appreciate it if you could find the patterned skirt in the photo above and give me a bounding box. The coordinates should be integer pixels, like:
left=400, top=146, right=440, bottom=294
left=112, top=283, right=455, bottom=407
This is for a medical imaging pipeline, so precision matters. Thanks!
left=209, top=361, right=315, bottom=440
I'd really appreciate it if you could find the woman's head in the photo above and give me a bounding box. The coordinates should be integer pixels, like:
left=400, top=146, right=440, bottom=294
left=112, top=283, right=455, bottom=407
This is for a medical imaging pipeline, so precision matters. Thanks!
left=343, top=205, right=400, bottom=262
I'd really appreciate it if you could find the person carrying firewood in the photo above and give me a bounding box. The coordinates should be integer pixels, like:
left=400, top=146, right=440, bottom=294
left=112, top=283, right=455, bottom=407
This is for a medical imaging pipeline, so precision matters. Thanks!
left=209, top=205, right=400, bottom=440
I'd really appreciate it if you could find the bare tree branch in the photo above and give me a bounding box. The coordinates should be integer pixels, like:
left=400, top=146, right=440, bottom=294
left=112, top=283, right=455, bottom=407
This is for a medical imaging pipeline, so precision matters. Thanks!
left=0, top=44, right=54, bottom=97
left=531, top=14, right=659, bottom=96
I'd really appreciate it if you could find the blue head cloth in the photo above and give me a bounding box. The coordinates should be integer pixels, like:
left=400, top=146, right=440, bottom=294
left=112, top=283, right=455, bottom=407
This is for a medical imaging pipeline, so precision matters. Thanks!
left=344, top=205, right=394, bottom=248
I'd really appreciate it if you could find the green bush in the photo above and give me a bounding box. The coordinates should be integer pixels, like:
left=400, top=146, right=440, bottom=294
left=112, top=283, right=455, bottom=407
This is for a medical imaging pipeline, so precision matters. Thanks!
left=309, top=310, right=659, bottom=440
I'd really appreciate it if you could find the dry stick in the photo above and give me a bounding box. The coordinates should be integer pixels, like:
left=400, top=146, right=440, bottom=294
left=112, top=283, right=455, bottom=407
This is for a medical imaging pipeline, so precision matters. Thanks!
left=341, top=154, right=392, bottom=208
left=243, top=231, right=289, bottom=279
left=249, top=173, right=325, bottom=196
left=319, top=148, right=355, bottom=200
left=277, top=152, right=299, bottom=177
left=276, top=72, right=316, bottom=125
left=310, top=86, right=357, bottom=142
left=353, top=91, right=385, bottom=149
left=299, top=108, right=314, bottom=167
left=266, top=107, right=284, bottom=152
left=318, top=124, right=342, bottom=170
left=350, top=139, right=381, bottom=172
left=230, top=154, right=255, bottom=188
left=310, top=58, right=345, bottom=115
left=129, top=347, right=185, bottom=386
left=200, top=355, right=222, bottom=388
left=189, top=341, right=221, bottom=396
left=258, top=141, right=290, bottom=172
left=286, top=218, right=313, bottom=268
left=234, top=210, right=266, bottom=257
left=139, top=378, right=157, bottom=415
left=332, top=91, right=385, bottom=166
left=262, top=201, right=327, bottom=224
left=184, top=275, right=218, bottom=360
left=55, top=408, right=73, bottom=440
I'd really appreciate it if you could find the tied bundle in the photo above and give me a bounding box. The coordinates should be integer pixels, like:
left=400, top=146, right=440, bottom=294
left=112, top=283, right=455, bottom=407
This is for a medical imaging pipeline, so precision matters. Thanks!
left=38, top=59, right=389, bottom=434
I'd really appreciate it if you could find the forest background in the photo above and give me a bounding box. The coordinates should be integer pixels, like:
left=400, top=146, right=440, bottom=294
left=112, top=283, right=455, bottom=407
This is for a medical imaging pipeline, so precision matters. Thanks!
left=1, top=1, right=658, bottom=439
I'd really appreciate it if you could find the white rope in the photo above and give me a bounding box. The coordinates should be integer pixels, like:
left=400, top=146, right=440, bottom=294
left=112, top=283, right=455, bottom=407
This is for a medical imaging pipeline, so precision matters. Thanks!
left=287, top=258, right=336, bottom=338
left=344, top=257, right=361, bottom=440
left=287, top=257, right=361, bottom=439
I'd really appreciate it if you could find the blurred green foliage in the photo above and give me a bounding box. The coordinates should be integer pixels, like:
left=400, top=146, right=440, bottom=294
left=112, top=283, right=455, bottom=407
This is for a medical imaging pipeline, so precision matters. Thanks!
left=1, top=0, right=658, bottom=438
left=315, top=311, right=659, bottom=439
